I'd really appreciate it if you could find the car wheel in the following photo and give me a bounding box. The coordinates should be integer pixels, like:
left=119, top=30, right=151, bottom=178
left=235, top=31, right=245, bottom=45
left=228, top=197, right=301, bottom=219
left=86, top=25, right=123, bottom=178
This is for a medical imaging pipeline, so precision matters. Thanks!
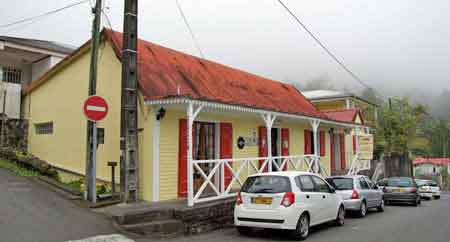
left=236, top=226, right=251, bottom=236
left=358, top=201, right=367, bottom=217
left=434, top=196, right=440, bottom=200
left=335, top=205, right=345, bottom=226
left=377, top=199, right=385, bottom=212
left=293, top=213, right=309, bottom=240
left=413, top=197, right=420, bottom=207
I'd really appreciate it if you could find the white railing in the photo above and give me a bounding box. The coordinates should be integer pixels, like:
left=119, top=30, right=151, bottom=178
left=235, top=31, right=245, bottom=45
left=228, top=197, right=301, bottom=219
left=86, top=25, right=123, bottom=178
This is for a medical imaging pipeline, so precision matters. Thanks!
left=189, top=155, right=320, bottom=205
left=347, top=153, right=371, bottom=176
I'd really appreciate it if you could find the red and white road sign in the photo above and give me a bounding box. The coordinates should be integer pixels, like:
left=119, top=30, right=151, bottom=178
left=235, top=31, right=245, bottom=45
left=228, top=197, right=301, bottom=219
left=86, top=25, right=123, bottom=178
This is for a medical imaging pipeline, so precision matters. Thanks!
left=83, top=95, right=109, bottom=121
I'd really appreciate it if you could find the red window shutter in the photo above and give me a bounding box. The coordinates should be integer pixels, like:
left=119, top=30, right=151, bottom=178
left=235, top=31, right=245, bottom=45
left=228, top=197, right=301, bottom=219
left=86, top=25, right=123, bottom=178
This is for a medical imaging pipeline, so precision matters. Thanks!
left=304, top=130, right=312, bottom=155
left=281, top=128, right=289, bottom=171
left=178, top=119, right=188, bottom=197
left=220, top=123, right=233, bottom=188
left=352, top=135, right=357, bottom=154
left=340, top=134, right=346, bottom=169
left=258, top=127, right=268, bottom=170
left=330, top=133, right=335, bottom=171
left=319, top=131, right=326, bottom=156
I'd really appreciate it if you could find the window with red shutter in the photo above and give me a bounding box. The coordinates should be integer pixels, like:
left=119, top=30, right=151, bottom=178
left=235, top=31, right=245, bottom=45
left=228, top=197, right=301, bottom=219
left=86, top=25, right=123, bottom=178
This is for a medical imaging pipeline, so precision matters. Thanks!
left=281, top=128, right=289, bottom=171
left=259, top=127, right=268, bottom=171
left=220, top=123, right=233, bottom=188
left=319, top=131, right=326, bottom=156
left=304, top=130, right=312, bottom=155
left=178, top=119, right=188, bottom=197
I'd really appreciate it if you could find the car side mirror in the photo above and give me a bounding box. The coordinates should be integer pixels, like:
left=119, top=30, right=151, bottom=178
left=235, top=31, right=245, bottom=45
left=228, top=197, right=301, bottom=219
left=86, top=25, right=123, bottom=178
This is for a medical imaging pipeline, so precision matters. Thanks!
left=373, top=185, right=379, bottom=190
left=330, top=187, right=336, bottom=193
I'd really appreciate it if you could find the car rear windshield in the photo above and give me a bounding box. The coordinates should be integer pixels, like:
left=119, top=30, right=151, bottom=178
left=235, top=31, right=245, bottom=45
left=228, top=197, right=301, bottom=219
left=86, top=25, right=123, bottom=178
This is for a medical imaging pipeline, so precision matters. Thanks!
left=415, top=180, right=427, bottom=186
left=241, top=176, right=292, bottom=194
left=387, top=177, right=414, bottom=187
left=326, top=178, right=354, bottom=190
left=430, top=181, right=438, bottom=187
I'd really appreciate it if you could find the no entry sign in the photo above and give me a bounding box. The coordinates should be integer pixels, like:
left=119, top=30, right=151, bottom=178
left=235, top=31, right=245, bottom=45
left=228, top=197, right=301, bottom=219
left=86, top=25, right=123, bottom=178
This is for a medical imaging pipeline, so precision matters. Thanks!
left=83, top=95, right=109, bottom=121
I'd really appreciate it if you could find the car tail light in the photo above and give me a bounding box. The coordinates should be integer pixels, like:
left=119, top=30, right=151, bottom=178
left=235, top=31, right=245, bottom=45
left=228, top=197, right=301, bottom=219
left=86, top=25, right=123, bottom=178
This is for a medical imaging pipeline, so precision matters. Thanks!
left=351, top=189, right=359, bottom=199
left=410, top=187, right=417, bottom=193
left=383, top=187, right=388, bottom=193
left=236, top=192, right=243, bottom=206
left=281, top=192, right=295, bottom=207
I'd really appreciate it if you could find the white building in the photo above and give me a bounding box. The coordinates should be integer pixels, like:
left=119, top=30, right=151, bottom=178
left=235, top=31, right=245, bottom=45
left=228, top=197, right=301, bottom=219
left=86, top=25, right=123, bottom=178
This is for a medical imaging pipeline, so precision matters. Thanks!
left=0, top=35, right=74, bottom=119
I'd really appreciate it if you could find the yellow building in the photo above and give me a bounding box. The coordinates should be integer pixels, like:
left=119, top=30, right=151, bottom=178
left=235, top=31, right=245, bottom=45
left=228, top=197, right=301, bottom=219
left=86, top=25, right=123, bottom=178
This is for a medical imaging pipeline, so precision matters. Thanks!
left=22, top=29, right=366, bottom=206
left=303, top=90, right=375, bottom=174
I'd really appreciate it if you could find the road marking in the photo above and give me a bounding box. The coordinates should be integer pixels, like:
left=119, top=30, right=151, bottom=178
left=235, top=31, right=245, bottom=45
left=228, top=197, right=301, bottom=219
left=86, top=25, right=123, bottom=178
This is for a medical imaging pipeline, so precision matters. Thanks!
left=65, top=234, right=135, bottom=242
left=86, top=105, right=107, bottom=112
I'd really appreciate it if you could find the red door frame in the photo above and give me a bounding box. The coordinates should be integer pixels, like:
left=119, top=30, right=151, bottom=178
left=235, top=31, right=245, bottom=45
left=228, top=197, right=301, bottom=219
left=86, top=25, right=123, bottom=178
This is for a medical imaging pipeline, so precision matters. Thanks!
left=330, top=132, right=335, bottom=171
left=339, top=134, right=346, bottom=170
left=220, top=123, right=233, bottom=188
left=281, top=128, right=289, bottom=171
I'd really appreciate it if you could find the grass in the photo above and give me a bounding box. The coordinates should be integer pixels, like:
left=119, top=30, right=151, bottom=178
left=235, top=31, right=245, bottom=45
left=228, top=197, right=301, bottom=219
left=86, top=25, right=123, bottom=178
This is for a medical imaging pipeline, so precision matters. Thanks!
left=63, top=179, right=83, bottom=192
left=0, top=159, right=40, bottom=177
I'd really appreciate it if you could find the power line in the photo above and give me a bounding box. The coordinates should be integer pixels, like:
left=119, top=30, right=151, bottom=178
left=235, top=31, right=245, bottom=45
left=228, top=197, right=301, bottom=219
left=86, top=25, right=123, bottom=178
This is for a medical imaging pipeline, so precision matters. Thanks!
left=276, top=0, right=384, bottom=98
left=0, top=0, right=89, bottom=29
left=175, top=0, right=205, bottom=58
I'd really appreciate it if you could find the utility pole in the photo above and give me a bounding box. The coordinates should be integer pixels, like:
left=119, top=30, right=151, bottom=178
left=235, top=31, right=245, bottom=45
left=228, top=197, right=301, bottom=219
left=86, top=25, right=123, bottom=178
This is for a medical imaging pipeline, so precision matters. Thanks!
left=85, top=0, right=102, bottom=203
left=120, top=0, right=139, bottom=202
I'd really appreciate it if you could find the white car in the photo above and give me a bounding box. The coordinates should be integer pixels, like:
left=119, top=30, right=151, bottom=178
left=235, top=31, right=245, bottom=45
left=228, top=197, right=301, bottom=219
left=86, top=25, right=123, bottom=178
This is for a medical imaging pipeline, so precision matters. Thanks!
left=234, top=172, right=345, bottom=240
left=416, top=179, right=441, bottom=200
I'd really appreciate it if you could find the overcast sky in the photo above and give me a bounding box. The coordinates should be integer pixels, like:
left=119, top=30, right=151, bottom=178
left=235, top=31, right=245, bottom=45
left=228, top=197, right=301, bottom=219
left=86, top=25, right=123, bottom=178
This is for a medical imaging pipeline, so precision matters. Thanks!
left=2, top=0, right=450, bottom=95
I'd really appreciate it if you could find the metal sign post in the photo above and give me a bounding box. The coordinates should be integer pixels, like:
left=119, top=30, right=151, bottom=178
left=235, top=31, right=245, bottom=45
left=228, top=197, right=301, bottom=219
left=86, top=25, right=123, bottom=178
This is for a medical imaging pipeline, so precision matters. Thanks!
left=83, top=95, right=109, bottom=203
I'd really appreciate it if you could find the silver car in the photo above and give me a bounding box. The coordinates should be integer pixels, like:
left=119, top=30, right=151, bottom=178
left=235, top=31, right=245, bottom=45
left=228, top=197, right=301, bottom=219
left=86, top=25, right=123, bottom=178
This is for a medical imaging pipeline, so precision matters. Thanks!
left=326, top=175, right=384, bottom=217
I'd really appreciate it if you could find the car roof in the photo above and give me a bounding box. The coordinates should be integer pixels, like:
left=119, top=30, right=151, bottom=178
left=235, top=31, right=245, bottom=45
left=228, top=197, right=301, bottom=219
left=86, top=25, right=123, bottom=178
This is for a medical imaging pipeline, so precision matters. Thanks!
left=249, top=171, right=318, bottom=178
left=327, top=175, right=366, bottom=179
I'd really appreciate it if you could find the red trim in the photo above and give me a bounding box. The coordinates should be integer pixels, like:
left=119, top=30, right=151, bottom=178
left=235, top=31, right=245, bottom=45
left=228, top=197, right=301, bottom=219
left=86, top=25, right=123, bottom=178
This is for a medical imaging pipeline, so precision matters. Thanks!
left=339, top=134, right=346, bottom=169
left=178, top=119, right=188, bottom=197
left=319, top=131, right=326, bottom=156
left=220, top=123, right=233, bottom=188
left=281, top=128, right=289, bottom=171
left=352, top=135, right=357, bottom=154
left=330, top=133, right=335, bottom=171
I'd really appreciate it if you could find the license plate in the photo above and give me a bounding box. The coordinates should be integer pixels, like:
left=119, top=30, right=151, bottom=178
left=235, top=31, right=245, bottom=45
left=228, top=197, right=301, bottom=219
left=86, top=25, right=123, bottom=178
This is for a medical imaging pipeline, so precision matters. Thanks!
left=393, top=188, right=404, bottom=192
left=252, top=197, right=273, bottom=205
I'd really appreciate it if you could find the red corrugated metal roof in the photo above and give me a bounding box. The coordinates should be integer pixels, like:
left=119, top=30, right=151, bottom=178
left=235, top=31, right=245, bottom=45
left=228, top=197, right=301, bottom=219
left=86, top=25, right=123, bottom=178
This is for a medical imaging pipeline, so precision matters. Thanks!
left=413, top=158, right=449, bottom=166
left=324, top=108, right=363, bottom=124
left=104, top=29, right=327, bottom=119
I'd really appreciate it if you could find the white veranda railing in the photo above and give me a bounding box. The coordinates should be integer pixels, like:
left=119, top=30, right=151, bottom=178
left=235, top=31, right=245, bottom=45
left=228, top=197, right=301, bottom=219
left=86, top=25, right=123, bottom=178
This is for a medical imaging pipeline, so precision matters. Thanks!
left=189, top=155, right=322, bottom=205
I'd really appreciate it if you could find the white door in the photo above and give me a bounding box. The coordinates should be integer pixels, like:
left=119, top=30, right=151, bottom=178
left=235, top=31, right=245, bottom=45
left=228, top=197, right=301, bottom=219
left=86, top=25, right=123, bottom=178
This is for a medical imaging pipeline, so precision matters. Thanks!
left=297, top=175, right=322, bottom=225
left=311, top=175, right=338, bottom=222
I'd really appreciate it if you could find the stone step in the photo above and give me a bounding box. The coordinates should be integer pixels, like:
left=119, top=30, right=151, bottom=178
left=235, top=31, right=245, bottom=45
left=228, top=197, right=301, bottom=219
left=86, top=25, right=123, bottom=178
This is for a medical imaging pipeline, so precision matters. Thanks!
left=122, top=219, right=185, bottom=238
left=113, top=208, right=175, bottom=225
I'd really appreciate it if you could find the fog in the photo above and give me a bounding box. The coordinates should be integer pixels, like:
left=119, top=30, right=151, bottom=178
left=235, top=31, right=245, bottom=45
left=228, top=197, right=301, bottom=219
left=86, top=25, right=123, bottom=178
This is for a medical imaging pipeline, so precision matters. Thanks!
left=2, top=0, right=450, bottom=108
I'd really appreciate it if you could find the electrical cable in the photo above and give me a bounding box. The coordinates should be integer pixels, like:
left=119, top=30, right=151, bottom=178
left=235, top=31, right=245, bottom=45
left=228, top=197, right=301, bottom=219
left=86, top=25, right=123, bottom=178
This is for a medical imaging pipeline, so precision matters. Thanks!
left=175, top=0, right=205, bottom=58
left=0, top=0, right=90, bottom=29
left=276, top=0, right=385, bottom=99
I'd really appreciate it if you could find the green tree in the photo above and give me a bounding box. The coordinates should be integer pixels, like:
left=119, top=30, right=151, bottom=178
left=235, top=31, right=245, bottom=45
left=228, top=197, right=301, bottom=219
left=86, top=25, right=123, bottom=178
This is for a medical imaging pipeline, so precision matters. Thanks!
left=377, top=97, right=428, bottom=155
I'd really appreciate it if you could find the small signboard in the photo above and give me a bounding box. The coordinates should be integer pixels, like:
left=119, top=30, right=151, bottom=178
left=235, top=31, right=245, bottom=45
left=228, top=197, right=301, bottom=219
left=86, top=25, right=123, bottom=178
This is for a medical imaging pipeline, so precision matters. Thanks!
left=358, top=134, right=374, bottom=160
left=83, top=95, right=109, bottom=121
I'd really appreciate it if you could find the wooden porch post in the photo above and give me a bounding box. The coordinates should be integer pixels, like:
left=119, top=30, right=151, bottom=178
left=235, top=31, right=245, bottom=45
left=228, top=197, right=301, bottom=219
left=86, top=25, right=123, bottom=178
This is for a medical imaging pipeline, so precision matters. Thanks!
left=310, top=120, right=320, bottom=173
left=261, top=113, right=276, bottom=172
left=187, top=102, right=203, bottom=207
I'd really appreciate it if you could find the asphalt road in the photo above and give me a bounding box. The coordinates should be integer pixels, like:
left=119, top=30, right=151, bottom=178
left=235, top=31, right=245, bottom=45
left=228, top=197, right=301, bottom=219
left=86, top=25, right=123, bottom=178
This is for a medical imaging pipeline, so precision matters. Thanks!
left=2, top=167, right=450, bottom=242
left=148, top=193, right=450, bottom=242
left=0, top=168, right=116, bottom=242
